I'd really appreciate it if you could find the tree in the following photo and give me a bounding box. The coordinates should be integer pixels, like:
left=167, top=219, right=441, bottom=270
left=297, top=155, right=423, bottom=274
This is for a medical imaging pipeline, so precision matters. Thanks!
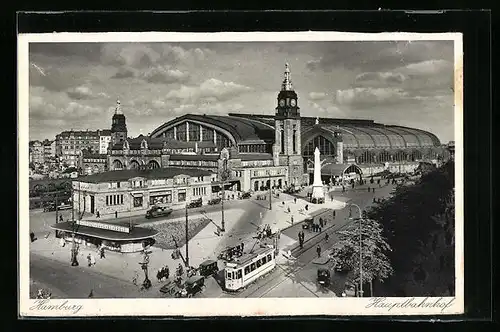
left=365, top=160, right=455, bottom=296
left=331, top=218, right=394, bottom=290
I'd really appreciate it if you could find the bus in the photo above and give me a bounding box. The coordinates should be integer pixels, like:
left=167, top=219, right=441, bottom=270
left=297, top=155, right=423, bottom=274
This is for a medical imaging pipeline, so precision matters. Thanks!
left=224, top=246, right=276, bottom=291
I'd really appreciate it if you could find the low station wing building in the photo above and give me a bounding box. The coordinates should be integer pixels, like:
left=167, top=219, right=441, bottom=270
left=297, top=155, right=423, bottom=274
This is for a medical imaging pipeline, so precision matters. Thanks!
left=103, top=63, right=449, bottom=195
left=71, top=167, right=218, bottom=218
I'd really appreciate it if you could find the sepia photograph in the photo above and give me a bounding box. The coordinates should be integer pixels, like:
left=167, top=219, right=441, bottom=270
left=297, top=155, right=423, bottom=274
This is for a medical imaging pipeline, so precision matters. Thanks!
left=18, top=31, right=463, bottom=317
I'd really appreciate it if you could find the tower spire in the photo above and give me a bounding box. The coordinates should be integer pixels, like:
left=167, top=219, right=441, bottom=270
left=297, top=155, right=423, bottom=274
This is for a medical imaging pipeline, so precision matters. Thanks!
left=115, top=98, right=122, bottom=115
left=281, top=62, right=294, bottom=91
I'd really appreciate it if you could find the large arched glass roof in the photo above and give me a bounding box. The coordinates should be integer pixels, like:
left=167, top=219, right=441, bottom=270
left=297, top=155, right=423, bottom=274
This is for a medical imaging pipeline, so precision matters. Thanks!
left=353, top=126, right=391, bottom=148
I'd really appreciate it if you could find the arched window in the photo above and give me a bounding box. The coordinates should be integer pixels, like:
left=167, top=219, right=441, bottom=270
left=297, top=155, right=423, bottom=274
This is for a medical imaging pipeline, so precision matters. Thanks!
left=394, top=150, right=408, bottom=162
left=112, top=159, right=123, bottom=170
left=304, top=135, right=335, bottom=157
left=130, top=160, right=140, bottom=169
left=148, top=160, right=160, bottom=169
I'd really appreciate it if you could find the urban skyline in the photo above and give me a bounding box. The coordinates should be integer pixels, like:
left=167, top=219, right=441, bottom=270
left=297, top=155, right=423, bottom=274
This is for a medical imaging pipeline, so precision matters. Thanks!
left=29, top=41, right=455, bottom=143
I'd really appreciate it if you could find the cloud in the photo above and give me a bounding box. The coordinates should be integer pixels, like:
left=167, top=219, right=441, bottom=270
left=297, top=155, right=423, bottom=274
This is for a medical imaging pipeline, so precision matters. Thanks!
left=165, top=78, right=252, bottom=103
left=336, top=87, right=409, bottom=108
left=308, top=92, right=328, bottom=100
left=30, top=88, right=103, bottom=121
left=355, top=72, right=407, bottom=86
left=66, top=85, right=95, bottom=100
left=142, top=67, right=190, bottom=84
left=111, top=68, right=135, bottom=79
left=397, top=59, right=453, bottom=76
left=308, top=101, right=344, bottom=117
left=306, top=41, right=454, bottom=72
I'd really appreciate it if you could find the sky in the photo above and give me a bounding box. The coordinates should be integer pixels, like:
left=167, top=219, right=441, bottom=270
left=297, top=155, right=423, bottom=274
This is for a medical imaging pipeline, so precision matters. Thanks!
left=28, top=40, right=455, bottom=143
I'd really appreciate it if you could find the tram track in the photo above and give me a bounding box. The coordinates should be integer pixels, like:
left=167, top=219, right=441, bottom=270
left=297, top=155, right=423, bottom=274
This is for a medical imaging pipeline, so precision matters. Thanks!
left=240, top=216, right=359, bottom=298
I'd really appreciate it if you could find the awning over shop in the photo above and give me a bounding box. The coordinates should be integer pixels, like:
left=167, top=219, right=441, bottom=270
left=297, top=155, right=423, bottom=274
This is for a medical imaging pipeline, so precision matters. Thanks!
left=51, top=222, right=158, bottom=241
left=130, top=192, right=144, bottom=197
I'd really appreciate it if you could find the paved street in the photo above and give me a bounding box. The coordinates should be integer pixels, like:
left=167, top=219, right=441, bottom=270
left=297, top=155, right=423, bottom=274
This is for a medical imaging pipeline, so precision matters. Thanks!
left=28, top=180, right=397, bottom=298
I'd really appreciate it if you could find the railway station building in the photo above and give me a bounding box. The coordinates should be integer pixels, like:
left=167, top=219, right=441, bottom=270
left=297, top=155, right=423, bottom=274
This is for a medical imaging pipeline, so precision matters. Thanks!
left=106, top=63, right=449, bottom=192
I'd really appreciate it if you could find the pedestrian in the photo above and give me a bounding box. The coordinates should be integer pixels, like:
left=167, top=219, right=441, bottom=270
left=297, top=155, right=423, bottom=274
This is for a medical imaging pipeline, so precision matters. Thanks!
left=59, top=215, right=63, bottom=222
left=367, top=187, right=370, bottom=192
left=260, top=212, right=263, bottom=219
left=352, top=183, right=355, bottom=189
left=319, top=226, right=322, bottom=232
left=316, top=245, right=321, bottom=258
left=88, top=289, right=94, bottom=298
left=115, top=211, right=118, bottom=218
left=241, top=242, right=244, bottom=253
left=291, top=215, right=294, bottom=225
left=59, top=237, right=65, bottom=247
left=294, top=197, right=297, bottom=204
left=87, top=253, right=92, bottom=267
left=90, top=253, right=96, bottom=266
left=319, top=218, right=324, bottom=228
left=287, top=207, right=291, bottom=213
left=325, top=233, right=329, bottom=243
left=100, top=246, right=105, bottom=259
left=342, top=185, right=345, bottom=193
left=305, top=204, right=308, bottom=211
left=96, top=211, right=100, bottom=218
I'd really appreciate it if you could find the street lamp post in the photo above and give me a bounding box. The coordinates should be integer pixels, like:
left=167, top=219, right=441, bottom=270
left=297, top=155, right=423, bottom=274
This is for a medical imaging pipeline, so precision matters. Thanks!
left=220, top=159, right=229, bottom=232
left=348, top=203, right=364, bottom=297
left=268, top=170, right=272, bottom=210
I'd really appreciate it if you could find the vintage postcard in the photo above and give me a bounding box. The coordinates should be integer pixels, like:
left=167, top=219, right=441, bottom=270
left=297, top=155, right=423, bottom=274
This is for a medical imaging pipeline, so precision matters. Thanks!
left=18, top=31, right=463, bottom=317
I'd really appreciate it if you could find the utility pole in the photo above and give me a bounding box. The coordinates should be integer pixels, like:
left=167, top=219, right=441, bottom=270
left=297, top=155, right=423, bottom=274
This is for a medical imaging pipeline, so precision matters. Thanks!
left=220, top=158, right=229, bottom=232
left=185, top=204, right=189, bottom=267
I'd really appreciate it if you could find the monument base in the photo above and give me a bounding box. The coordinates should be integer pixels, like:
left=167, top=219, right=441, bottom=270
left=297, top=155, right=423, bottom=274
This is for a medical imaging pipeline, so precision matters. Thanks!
left=311, top=185, right=325, bottom=204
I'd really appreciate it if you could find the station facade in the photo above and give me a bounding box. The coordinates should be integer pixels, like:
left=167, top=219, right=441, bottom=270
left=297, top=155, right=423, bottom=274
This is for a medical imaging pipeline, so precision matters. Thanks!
left=106, top=63, right=449, bottom=192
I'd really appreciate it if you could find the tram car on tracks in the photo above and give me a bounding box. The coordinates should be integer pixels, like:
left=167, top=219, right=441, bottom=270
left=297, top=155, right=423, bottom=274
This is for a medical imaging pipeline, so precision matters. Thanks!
left=224, top=246, right=277, bottom=291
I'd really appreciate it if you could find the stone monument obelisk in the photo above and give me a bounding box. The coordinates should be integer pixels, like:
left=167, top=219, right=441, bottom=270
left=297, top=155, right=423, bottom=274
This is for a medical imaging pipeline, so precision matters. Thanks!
left=311, top=147, right=325, bottom=203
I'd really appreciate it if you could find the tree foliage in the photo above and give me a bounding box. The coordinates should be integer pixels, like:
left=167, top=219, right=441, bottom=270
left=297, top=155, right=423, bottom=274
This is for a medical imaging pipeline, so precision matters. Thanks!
left=365, top=160, right=455, bottom=296
left=331, top=218, right=393, bottom=285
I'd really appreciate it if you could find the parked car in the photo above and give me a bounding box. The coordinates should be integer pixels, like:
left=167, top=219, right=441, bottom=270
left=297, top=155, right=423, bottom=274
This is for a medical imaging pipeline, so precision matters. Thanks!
left=317, top=268, right=331, bottom=287
left=198, top=259, right=219, bottom=277
left=240, top=192, right=252, bottom=199
left=146, top=206, right=173, bottom=219
left=208, top=197, right=222, bottom=205
left=187, top=198, right=203, bottom=209
left=43, top=203, right=57, bottom=212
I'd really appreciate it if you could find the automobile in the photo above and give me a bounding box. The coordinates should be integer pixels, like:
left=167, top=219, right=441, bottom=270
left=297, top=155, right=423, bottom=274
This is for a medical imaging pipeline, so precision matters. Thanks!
left=317, top=268, right=331, bottom=287
left=187, top=198, right=203, bottom=209
left=146, top=206, right=173, bottom=219
left=198, top=259, right=219, bottom=277
left=302, top=217, right=314, bottom=230
left=208, top=197, right=222, bottom=205
left=239, top=192, right=251, bottom=199
left=343, top=280, right=357, bottom=297
left=43, top=203, right=57, bottom=212
left=179, top=275, right=205, bottom=298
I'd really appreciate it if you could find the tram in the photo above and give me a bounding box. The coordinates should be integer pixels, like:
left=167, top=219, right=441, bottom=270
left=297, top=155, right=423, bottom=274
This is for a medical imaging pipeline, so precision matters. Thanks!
left=224, top=246, right=277, bottom=291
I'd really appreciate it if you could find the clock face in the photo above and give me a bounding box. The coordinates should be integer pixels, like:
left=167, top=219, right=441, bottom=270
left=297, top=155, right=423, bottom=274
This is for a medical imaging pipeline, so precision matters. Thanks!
left=290, top=99, right=296, bottom=107
left=279, top=99, right=285, bottom=107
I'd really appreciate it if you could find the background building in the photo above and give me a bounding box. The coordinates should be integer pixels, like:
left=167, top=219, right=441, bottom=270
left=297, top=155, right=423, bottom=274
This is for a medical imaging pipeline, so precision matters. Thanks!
left=98, top=130, right=112, bottom=154
left=42, top=139, right=56, bottom=160
left=56, top=129, right=110, bottom=167
left=29, top=140, right=44, bottom=165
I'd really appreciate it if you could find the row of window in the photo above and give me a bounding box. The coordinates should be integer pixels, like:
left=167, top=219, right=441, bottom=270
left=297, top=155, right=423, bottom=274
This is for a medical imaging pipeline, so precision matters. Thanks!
left=106, top=194, right=124, bottom=206
left=241, top=160, right=273, bottom=168
left=169, top=160, right=218, bottom=167
left=238, top=144, right=270, bottom=153
left=252, top=168, right=285, bottom=177
left=228, top=253, right=274, bottom=279
left=192, top=187, right=207, bottom=196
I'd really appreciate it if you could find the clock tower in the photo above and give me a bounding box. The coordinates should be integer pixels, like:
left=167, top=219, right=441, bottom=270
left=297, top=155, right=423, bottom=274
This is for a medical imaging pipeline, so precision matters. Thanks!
left=274, top=63, right=304, bottom=187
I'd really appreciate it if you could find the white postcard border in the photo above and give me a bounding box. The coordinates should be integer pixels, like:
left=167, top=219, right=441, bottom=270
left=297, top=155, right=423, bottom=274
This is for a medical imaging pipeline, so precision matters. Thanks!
left=18, top=31, right=464, bottom=317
